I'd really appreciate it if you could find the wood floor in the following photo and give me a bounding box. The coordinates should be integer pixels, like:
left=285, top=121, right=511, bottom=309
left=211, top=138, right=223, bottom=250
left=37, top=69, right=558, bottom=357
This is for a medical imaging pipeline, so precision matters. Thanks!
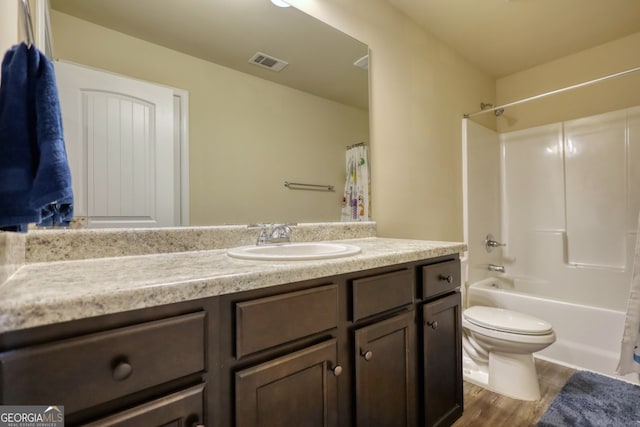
left=452, top=359, right=576, bottom=427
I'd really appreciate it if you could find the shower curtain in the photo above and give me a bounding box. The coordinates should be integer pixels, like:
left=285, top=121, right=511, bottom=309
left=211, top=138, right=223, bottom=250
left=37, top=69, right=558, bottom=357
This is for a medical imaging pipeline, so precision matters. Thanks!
left=341, top=144, right=369, bottom=222
left=617, top=210, right=640, bottom=375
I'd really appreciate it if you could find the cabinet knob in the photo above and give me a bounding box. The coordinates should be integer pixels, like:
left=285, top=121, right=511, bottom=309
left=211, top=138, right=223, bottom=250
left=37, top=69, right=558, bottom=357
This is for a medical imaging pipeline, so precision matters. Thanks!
left=426, top=320, right=438, bottom=330
left=439, top=274, right=453, bottom=283
left=112, top=360, right=133, bottom=381
left=360, top=350, right=373, bottom=361
left=331, top=365, right=343, bottom=377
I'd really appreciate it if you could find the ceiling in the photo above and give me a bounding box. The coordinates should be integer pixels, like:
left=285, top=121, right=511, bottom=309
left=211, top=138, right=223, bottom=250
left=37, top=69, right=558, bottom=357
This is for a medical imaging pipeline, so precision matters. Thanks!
left=50, top=0, right=640, bottom=90
left=50, top=0, right=369, bottom=109
left=387, top=0, right=640, bottom=78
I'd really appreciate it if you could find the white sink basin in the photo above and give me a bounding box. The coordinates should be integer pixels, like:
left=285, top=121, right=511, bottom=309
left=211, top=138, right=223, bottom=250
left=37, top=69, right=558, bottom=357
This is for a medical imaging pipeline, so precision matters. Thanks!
left=227, top=242, right=361, bottom=261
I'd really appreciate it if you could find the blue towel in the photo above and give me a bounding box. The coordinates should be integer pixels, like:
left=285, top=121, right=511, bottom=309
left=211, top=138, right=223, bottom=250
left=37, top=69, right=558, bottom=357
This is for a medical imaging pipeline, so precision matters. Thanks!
left=0, top=43, right=73, bottom=232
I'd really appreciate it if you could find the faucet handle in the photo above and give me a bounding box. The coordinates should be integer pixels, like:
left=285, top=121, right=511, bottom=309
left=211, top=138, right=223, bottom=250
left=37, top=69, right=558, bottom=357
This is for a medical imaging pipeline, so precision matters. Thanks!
left=484, top=233, right=506, bottom=253
left=256, top=223, right=271, bottom=245
left=270, top=224, right=292, bottom=240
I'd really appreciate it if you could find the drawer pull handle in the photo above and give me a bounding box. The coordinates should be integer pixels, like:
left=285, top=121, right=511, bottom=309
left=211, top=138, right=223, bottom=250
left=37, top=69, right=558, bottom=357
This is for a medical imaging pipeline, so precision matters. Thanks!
left=439, top=275, right=453, bottom=284
left=427, top=320, right=438, bottom=330
left=112, top=360, right=133, bottom=381
left=331, top=364, right=343, bottom=377
left=361, top=350, right=373, bottom=361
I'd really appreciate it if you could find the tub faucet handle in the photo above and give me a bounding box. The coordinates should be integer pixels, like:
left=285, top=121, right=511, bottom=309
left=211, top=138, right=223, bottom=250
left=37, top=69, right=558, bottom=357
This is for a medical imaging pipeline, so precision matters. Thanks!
left=485, top=233, right=506, bottom=252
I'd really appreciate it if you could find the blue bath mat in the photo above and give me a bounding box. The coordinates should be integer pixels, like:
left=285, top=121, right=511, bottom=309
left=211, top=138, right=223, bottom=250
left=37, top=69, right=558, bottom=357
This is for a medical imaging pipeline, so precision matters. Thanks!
left=537, top=370, right=640, bottom=426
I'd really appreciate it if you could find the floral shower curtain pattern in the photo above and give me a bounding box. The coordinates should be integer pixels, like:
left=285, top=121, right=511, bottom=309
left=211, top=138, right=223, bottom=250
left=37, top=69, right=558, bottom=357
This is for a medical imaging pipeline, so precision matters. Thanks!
left=617, top=210, right=640, bottom=375
left=341, top=144, right=369, bottom=222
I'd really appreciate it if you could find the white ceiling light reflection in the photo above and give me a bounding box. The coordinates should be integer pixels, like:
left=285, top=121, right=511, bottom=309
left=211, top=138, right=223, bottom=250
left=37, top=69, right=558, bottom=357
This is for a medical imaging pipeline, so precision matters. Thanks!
left=270, top=0, right=291, bottom=7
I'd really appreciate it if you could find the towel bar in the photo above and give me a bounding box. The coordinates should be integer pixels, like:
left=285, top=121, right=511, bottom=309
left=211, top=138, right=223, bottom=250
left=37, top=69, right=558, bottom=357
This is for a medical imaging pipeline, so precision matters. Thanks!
left=284, top=181, right=334, bottom=191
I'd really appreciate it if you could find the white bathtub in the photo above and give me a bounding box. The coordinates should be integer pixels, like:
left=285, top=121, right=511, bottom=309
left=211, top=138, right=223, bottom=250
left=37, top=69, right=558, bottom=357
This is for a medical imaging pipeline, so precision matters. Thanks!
left=467, top=277, right=639, bottom=384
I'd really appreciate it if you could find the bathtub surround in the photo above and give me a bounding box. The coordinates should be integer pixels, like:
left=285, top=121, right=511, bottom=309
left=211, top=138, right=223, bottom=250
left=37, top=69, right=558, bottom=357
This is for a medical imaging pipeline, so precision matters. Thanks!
left=617, top=211, right=640, bottom=375
left=463, top=104, right=640, bottom=383
left=465, top=107, right=640, bottom=307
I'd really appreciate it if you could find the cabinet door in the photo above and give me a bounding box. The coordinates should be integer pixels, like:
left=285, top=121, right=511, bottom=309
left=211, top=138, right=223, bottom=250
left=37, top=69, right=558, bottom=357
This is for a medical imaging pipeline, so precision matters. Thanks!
left=235, top=339, right=339, bottom=427
left=83, top=383, right=204, bottom=427
left=354, top=311, right=416, bottom=427
left=422, top=292, right=463, bottom=427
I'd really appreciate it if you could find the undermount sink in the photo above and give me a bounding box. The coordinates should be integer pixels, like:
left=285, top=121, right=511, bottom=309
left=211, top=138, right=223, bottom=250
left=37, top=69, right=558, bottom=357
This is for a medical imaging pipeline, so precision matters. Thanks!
left=227, top=242, right=362, bottom=261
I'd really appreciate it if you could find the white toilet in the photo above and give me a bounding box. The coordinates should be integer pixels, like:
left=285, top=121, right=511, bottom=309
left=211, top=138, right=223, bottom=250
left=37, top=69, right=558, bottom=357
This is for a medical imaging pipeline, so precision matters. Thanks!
left=461, top=305, right=556, bottom=401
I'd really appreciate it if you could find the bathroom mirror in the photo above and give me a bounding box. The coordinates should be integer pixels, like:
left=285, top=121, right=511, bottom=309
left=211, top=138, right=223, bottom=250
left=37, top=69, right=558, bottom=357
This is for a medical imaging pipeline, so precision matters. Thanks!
left=49, top=0, right=370, bottom=227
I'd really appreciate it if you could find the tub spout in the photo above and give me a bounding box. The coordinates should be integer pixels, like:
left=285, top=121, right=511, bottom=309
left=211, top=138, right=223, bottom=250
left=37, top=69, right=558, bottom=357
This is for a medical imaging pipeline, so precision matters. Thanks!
left=488, top=264, right=505, bottom=273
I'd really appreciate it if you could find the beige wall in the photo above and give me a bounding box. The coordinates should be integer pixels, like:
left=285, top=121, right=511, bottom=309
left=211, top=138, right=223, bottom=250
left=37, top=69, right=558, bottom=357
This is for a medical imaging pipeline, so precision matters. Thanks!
left=495, top=32, right=640, bottom=132
left=51, top=11, right=368, bottom=225
left=289, top=0, right=495, bottom=240
left=0, top=2, right=18, bottom=55
left=5, top=2, right=495, bottom=239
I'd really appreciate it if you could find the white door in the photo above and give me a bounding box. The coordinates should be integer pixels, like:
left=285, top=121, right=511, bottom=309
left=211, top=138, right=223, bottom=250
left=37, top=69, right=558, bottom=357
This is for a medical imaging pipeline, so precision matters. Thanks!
left=55, top=61, right=177, bottom=228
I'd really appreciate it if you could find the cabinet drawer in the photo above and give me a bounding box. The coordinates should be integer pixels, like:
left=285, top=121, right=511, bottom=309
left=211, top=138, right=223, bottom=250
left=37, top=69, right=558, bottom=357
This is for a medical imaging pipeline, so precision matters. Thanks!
left=421, top=260, right=460, bottom=299
left=0, top=312, right=206, bottom=414
left=236, top=284, right=338, bottom=358
left=352, top=269, right=414, bottom=321
left=84, top=383, right=205, bottom=427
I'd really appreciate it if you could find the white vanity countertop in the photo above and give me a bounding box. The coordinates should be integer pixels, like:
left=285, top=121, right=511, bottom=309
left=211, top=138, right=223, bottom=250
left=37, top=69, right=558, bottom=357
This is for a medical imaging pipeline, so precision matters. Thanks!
left=0, top=237, right=465, bottom=333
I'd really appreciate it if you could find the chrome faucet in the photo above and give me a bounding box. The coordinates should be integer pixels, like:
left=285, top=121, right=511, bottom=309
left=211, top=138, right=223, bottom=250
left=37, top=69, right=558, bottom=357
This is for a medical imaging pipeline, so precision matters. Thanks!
left=488, top=264, right=505, bottom=273
left=256, top=224, right=292, bottom=245
left=484, top=234, right=506, bottom=253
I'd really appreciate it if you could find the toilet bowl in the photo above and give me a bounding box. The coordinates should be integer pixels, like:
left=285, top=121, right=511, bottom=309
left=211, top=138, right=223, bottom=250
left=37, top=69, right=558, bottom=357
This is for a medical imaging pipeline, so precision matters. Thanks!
left=462, top=305, right=556, bottom=401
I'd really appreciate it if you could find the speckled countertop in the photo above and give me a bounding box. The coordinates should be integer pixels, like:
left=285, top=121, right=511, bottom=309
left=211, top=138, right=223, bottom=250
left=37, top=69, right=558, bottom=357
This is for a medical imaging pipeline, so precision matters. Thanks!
left=0, top=237, right=465, bottom=334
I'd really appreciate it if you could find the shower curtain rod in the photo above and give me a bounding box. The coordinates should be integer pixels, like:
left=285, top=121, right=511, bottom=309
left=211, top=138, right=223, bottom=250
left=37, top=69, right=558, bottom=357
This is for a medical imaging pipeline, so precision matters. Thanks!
left=464, top=65, right=640, bottom=118
left=347, top=142, right=368, bottom=149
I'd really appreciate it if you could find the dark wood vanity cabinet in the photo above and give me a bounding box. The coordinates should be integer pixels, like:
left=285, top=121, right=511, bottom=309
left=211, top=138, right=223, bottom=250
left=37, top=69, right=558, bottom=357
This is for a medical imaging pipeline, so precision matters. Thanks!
left=0, top=254, right=463, bottom=427
left=354, top=311, right=416, bottom=427
left=420, top=260, right=464, bottom=427
left=235, top=339, right=339, bottom=427
left=83, top=384, right=205, bottom=427
left=0, top=301, right=215, bottom=427
left=350, top=268, right=416, bottom=427
left=230, top=284, right=340, bottom=427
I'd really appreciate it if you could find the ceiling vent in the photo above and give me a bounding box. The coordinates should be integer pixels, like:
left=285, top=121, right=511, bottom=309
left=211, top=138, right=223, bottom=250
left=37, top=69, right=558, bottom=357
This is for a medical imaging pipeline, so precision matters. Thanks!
left=248, top=52, right=288, bottom=72
left=353, top=54, right=369, bottom=70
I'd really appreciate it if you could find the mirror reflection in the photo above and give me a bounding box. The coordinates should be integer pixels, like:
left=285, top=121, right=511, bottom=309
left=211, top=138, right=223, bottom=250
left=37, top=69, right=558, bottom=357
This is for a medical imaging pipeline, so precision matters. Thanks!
left=49, top=0, right=370, bottom=227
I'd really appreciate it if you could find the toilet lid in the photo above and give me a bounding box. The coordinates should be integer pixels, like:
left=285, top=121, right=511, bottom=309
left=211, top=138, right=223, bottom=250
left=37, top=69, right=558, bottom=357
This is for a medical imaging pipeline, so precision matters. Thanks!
left=463, top=306, right=553, bottom=335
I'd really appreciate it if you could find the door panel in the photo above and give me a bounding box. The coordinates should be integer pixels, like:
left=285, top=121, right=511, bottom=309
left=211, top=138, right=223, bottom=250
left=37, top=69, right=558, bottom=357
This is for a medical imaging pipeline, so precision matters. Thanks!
left=55, top=61, right=176, bottom=227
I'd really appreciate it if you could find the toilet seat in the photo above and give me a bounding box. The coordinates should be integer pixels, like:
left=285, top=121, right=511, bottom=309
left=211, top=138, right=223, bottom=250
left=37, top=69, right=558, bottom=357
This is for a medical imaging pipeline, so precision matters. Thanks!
left=463, top=306, right=552, bottom=336
left=461, top=305, right=556, bottom=401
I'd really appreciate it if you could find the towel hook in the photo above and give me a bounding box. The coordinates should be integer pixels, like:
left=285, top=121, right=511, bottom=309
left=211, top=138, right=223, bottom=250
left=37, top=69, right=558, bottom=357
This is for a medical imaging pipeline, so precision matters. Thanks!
left=20, top=0, right=35, bottom=48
